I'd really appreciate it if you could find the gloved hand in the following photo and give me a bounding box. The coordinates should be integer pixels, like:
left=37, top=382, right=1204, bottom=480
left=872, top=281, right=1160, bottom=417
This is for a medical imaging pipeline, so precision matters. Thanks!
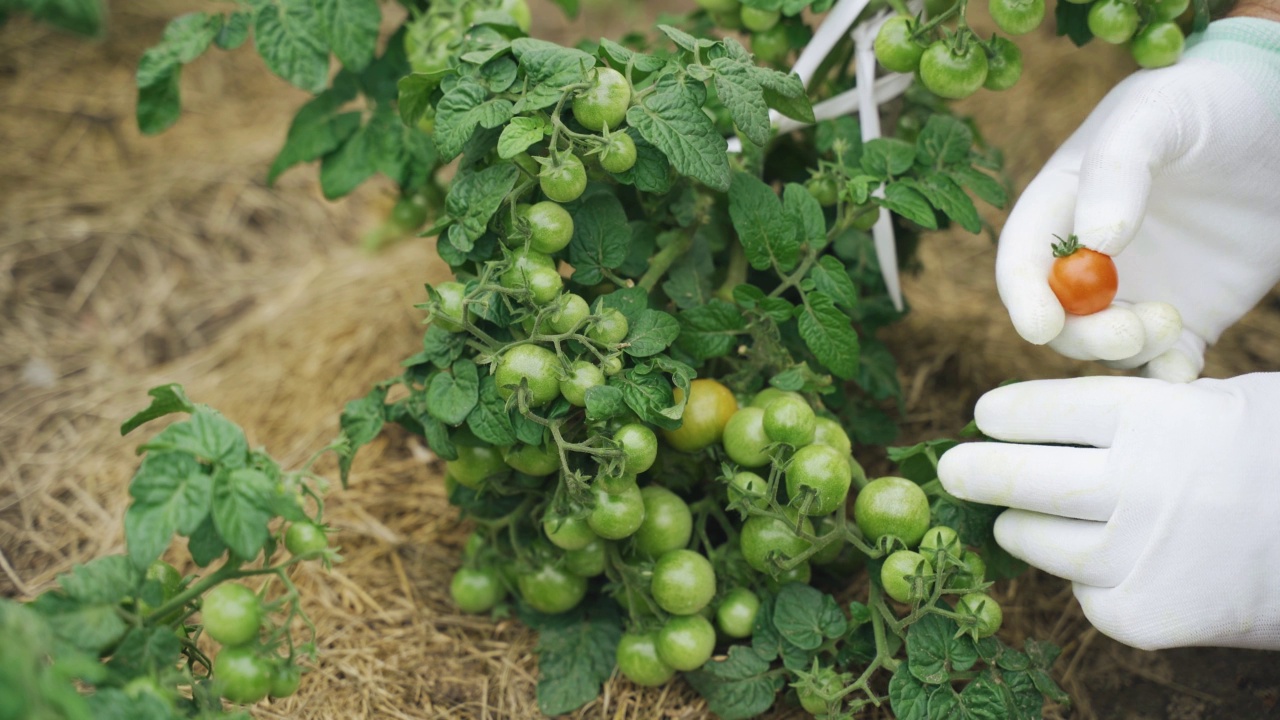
left=938, top=374, right=1280, bottom=650
left=996, top=18, right=1280, bottom=382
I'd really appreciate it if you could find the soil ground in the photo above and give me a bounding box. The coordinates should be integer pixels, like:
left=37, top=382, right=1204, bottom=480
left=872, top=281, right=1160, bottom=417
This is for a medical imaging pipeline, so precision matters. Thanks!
left=2, top=1, right=1278, bottom=718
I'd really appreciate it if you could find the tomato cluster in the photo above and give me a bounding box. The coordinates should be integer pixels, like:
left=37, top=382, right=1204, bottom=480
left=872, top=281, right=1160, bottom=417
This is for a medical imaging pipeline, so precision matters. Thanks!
left=1076, top=0, right=1188, bottom=66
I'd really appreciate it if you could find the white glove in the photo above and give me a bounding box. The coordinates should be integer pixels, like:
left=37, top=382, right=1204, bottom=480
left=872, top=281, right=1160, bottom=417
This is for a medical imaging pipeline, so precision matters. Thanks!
left=996, top=18, right=1280, bottom=382
left=938, top=374, right=1280, bottom=650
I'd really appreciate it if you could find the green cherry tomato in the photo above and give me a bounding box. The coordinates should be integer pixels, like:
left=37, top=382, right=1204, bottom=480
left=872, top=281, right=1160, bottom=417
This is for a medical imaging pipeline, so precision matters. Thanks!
left=501, top=248, right=562, bottom=305
left=880, top=550, right=934, bottom=603
left=853, top=476, right=931, bottom=548
left=728, top=470, right=769, bottom=509
left=560, top=360, right=605, bottom=407
left=919, top=525, right=961, bottom=562
left=697, top=0, right=741, bottom=11
left=600, top=132, right=638, bottom=174
left=614, top=423, right=658, bottom=474
left=391, top=194, right=429, bottom=231
left=809, top=515, right=845, bottom=566
left=616, top=632, right=676, bottom=687
left=956, top=549, right=988, bottom=587
left=957, top=592, right=1003, bottom=637
left=851, top=201, right=879, bottom=231
left=432, top=281, right=469, bottom=333
left=786, top=445, right=852, bottom=516
left=711, top=9, right=744, bottom=28
left=1130, top=21, right=1185, bottom=68
left=587, top=307, right=629, bottom=345
left=762, top=394, right=817, bottom=446
left=518, top=563, right=588, bottom=614
left=1153, top=0, right=1189, bottom=21
left=740, top=6, right=780, bottom=31
left=634, top=485, right=693, bottom=558
left=919, top=41, right=989, bottom=99
left=285, top=522, right=327, bottom=556
left=523, top=202, right=574, bottom=254
left=214, top=646, right=272, bottom=704
left=812, top=417, right=852, bottom=456
left=874, top=16, right=926, bottom=73
left=268, top=663, right=302, bottom=699
left=588, top=481, right=646, bottom=540
left=657, top=614, right=717, bottom=670
left=751, top=25, right=791, bottom=64
left=651, top=549, right=716, bottom=615
left=663, top=379, right=739, bottom=453
left=203, top=583, right=261, bottom=647
left=503, top=443, right=559, bottom=477
left=764, top=560, right=811, bottom=592
left=601, top=355, right=624, bottom=376
left=448, top=443, right=507, bottom=489
left=1087, top=0, right=1139, bottom=44
left=548, top=293, right=590, bottom=334
left=749, top=387, right=795, bottom=409
left=740, top=508, right=813, bottom=572
left=983, top=36, right=1023, bottom=91
left=564, top=538, right=607, bottom=577
left=540, top=153, right=587, bottom=203
left=139, top=560, right=182, bottom=612
left=495, top=344, right=562, bottom=406
left=543, top=513, right=597, bottom=550
left=796, top=667, right=845, bottom=715
left=722, top=407, right=771, bottom=468
left=716, top=587, right=761, bottom=638
left=988, top=0, right=1045, bottom=35
left=451, top=566, right=506, bottom=613
left=806, top=176, right=839, bottom=207
left=572, top=67, right=631, bottom=132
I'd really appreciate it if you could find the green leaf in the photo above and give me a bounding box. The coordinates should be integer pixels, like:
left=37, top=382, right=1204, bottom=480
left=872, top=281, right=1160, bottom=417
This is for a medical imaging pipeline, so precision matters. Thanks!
left=136, top=67, right=182, bottom=136
left=861, top=138, right=917, bottom=177
left=597, top=38, right=667, bottom=74
left=58, top=555, right=141, bottom=605
left=316, top=0, right=379, bottom=71
left=106, top=626, right=183, bottom=677
left=597, top=286, right=650, bottom=324
left=139, top=409, right=247, bottom=467
left=624, top=310, right=680, bottom=358
left=497, top=116, right=550, bottom=159
left=585, top=384, right=626, bottom=420
left=567, top=189, right=631, bottom=285
left=1054, top=0, right=1093, bottom=46
left=125, top=452, right=213, bottom=568
left=396, top=73, right=437, bottom=126
left=249, top=0, right=330, bottom=93
left=798, top=292, right=859, bottom=379
left=771, top=584, right=847, bottom=651
left=13, top=0, right=105, bottom=36
left=711, top=58, right=770, bottom=147
left=657, top=24, right=700, bottom=52
left=615, top=366, right=679, bottom=430
left=949, top=166, right=1008, bottom=208
left=912, top=172, right=981, bottom=233
left=532, top=597, right=622, bottom=716
left=268, top=82, right=361, bottom=184
left=856, top=337, right=902, bottom=401
left=762, top=85, right=815, bottom=123
left=728, top=172, right=799, bottom=272
left=956, top=670, right=1006, bottom=719
left=808, top=256, right=858, bottom=311
left=929, top=493, right=1001, bottom=549
left=889, top=661, right=931, bottom=720
left=369, top=105, right=437, bottom=190
left=216, top=11, right=252, bottom=49
left=121, top=384, right=195, bottom=435
left=426, top=359, right=480, bottom=426
left=906, top=613, right=979, bottom=685
left=626, top=74, right=730, bottom=191
left=210, top=467, right=275, bottom=560
left=29, top=592, right=129, bottom=654
left=434, top=79, right=515, bottom=159
left=510, top=38, right=594, bottom=111
left=816, top=116, right=862, bottom=166
left=783, top=182, right=827, bottom=251
left=676, top=299, right=745, bottom=362
left=467, top=374, right=518, bottom=446
left=662, top=229, right=715, bottom=310
left=916, top=114, right=974, bottom=168
left=1003, top=669, right=1050, bottom=719
left=319, top=120, right=379, bottom=199
left=685, top=646, right=783, bottom=720
left=445, top=163, right=521, bottom=243
left=880, top=182, right=938, bottom=229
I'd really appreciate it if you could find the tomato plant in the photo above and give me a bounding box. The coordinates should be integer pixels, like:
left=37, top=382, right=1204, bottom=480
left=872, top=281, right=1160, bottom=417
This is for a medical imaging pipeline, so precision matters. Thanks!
left=1049, top=234, right=1118, bottom=315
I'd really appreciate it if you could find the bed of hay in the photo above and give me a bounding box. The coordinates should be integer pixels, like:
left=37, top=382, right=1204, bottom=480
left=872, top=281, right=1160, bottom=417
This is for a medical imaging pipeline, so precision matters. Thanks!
left=3, top=2, right=1277, bottom=718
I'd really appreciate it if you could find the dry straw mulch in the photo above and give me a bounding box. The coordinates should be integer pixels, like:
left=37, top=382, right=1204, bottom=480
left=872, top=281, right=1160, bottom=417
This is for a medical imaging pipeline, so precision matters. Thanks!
left=3, top=2, right=1278, bottom=719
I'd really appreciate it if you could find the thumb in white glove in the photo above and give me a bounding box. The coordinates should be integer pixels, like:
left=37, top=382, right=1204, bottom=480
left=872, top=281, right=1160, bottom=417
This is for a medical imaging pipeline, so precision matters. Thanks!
left=996, top=19, right=1280, bottom=382
left=938, top=374, right=1280, bottom=650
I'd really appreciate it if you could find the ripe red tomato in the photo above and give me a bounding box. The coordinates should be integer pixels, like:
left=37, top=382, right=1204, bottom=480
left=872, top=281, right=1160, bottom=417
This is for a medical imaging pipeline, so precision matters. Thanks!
left=1048, top=235, right=1117, bottom=316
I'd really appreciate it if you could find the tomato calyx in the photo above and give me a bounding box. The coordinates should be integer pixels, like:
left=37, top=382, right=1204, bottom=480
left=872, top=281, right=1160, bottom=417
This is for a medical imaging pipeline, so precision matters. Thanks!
left=1050, top=233, right=1088, bottom=258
